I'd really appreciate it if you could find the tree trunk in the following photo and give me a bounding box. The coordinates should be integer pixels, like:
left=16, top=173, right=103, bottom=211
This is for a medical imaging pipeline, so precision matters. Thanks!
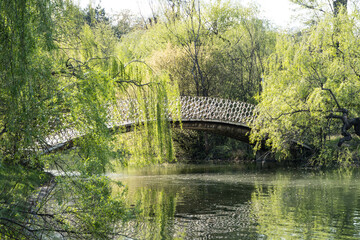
left=333, top=0, right=347, bottom=16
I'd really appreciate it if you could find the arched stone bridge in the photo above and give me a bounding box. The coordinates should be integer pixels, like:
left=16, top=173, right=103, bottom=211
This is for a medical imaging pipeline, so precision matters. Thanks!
left=43, top=96, right=256, bottom=153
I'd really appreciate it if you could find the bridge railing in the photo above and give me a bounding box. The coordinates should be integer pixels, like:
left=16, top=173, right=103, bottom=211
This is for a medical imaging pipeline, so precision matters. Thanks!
left=179, top=96, right=256, bottom=125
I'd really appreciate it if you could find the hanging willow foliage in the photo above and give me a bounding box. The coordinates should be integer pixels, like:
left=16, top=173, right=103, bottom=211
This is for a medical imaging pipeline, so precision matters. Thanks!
left=110, top=60, right=180, bottom=167
left=0, top=0, right=56, bottom=166
left=0, top=0, right=180, bottom=238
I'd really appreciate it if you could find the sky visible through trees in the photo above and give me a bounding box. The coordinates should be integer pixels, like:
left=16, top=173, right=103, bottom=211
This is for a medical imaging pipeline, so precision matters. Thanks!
left=78, top=0, right=296, bottom=28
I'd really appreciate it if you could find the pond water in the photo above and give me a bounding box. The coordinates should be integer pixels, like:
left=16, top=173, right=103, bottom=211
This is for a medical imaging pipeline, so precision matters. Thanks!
left=110, top=164, right=360, bottom=240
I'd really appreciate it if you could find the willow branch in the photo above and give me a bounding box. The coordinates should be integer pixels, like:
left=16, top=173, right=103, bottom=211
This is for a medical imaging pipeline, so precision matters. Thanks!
left=124, top=59, right=154, bottom=72
left=272, top=109, right=324, bottom=120
left=84, top=57, right=110, bottom=65
left=295, top=1, right=326, bottom=13
left=0, top=125, right=6, bottom=136
left=310, top=65, right=343, bottom=109
left=0, top=218, right=33, bottom=233
left=113, top=60, right=154, bottom=79
left=115, top=80, right=154, bottom=87
left=65, top=58, right=83, bottom=69
left=321, top=87, right=342, bottom=109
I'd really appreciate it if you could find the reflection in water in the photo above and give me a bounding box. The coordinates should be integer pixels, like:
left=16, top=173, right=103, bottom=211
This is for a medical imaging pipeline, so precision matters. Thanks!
left=112, top=175, right=185, bottom=240
left=121, top=188, right=180, bottom=239
left=251, top=170, right=360, bottom=240
left=112, top=166, right=360, bottom=240
left=114, top=171, right=258, bottom=239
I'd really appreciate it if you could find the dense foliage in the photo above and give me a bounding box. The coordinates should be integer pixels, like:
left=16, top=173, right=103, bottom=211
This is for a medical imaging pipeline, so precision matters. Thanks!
left=251, top=1, right=360, bottom=165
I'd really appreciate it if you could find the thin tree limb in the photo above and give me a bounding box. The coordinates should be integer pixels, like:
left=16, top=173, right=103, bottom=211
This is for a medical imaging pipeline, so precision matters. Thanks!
left=272, top=109, right=325, bottom=120
left=115, top=80, right=154, bottom=87
left=321, top=87, right=342, bottom=109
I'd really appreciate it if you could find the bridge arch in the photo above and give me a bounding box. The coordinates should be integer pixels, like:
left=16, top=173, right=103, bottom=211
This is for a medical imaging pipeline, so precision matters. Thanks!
left=173, top=120, right=251, bottom=142
left=43, top=96, right=255, bottom=153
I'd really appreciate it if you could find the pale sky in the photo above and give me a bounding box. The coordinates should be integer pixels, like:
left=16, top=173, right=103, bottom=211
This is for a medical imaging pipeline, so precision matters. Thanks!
left=76, top=0, right=298, bottom=29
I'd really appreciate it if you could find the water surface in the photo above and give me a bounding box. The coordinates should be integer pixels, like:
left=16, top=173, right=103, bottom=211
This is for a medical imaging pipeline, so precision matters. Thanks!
left=111, top=165, right=360, bottom=240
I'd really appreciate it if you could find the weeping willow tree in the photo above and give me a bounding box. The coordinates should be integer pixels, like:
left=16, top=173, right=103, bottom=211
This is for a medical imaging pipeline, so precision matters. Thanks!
left=250, top=6, right=360, bottom=165
left=0, top=0, right=179, bottom=238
